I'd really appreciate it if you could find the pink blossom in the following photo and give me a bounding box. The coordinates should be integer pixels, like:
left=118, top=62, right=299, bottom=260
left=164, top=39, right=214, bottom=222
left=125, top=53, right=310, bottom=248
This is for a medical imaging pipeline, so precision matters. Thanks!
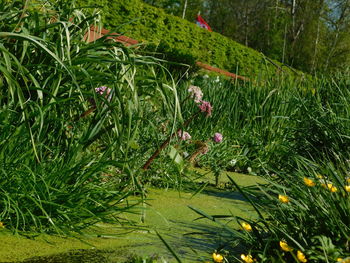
left=95, top=86, right=111, bottom=95
left=188, top=85, right=203, bottom=103
left=198, top=100, right=212, bottom=117
left=213, top=132, right=223, bottom=143
left=177, top=130, right=192, bottom=141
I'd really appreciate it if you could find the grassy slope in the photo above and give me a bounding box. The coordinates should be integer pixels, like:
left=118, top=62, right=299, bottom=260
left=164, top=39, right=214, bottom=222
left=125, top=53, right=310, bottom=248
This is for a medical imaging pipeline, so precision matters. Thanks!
left=0, top=171, right=265, bottom=262
left=76, top=0, right=301, bottom=79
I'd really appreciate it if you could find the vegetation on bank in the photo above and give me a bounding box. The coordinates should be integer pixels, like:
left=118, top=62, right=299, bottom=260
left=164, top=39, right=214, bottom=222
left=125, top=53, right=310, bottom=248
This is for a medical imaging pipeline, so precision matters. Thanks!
left=179, top=75, right=350, bottom=262
left=0, top=0, right=182, bottom=233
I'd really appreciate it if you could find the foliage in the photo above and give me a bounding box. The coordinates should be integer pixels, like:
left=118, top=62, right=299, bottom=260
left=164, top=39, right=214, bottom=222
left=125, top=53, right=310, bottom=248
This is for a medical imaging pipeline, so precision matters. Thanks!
left=183, top=75, right=350, bottom=261
left=0, top=0, right=182, bottom=233
left=174, top=75, right=350, bottom=175
left=74, top=0, right=301, bottom=79
left=210, top=157, right=350, bottom=262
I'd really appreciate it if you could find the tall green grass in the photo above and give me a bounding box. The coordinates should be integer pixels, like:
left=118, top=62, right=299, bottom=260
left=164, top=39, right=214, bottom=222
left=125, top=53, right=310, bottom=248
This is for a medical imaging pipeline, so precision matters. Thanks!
left=174, top=75, right=350, bottom=175
left=0, top=0, right=181, bottom=233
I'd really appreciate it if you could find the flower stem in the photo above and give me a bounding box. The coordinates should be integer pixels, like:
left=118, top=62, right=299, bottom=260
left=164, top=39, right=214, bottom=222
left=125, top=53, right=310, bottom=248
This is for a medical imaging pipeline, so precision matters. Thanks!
left=142, top=110, right=200, bottom=170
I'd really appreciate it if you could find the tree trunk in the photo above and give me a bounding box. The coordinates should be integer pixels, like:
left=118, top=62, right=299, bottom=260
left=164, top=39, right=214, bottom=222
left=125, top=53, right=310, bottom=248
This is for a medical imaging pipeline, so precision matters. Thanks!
left=311, top=17, right=320, bottom=72
left=182, top=0, right=188, bottom=19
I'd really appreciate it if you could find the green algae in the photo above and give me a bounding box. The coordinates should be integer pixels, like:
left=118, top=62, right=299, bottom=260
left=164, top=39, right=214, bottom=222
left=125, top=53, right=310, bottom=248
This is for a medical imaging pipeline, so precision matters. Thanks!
left=0, top=171, right=264, bottom=262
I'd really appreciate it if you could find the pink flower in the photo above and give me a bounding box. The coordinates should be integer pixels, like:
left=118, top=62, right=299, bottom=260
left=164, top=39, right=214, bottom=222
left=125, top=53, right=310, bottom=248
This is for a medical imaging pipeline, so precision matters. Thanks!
left=95, top=86, right=111, bottom=95
left=213, top=132, right=223, bottom=143
left=188, top=85, right=203, bottom=103
left=198, top=100, right=212, bottom=116
left=177, top=130, right=192, bottom=141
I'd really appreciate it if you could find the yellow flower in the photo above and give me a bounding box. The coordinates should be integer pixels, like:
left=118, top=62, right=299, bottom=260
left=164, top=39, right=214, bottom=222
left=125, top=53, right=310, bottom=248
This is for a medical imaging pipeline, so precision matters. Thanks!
left=212, top=252, right=223, bottom=263
left=297, top=250, right=307, bottom=262
left=241, top=222, right=252, bottom=232
left=241, top=254, right=255, bottom=263
left=346, top=177, right=350, bottom=184
left=278, top=194, right=289, bottom=203
left=279, top=240, right=293, bottom=252
left=327, top=183, right=338, bottom=192
left=317, top=174, right=324, bottom=179
left=337, top=258, right=350, bottom=263
left=0, top=222, right=4, bottom=228
left=303, top=177, right=316, bottom=187
left=345, top=185, right=350, bottom=192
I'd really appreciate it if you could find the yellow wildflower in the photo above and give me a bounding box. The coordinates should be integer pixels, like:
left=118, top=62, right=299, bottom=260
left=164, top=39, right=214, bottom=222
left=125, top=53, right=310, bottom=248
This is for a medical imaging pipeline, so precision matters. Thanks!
left=317, top=174, right=324, bottom=179
left=337, top=257, right=350, bottom=263
left=241, top=222, right=252, bottom=232
left=241, top=254, right=255, bottom=263
left=345, top=185, right=350, bottom=192
left=346, top=177, right=350, bottom=184
left=278, top=194, right=289, bottom=203
left=327, top=183, right=338, bottom=192
left=303, top=177, right=316, bottom=187
left=279, top=240, right=293, bottom=252
left=297, top=250, right=307, bottom=262
left=0, top=222, right=4, bottom=228
left=330, top=186, right=338, bottom=192
left=212, top=252, right=223, bottom=263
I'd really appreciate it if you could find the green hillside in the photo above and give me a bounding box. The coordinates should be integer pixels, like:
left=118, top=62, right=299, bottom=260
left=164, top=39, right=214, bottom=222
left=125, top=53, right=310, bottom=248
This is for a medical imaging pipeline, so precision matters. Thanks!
left=77, top=0, right=302, bottom=79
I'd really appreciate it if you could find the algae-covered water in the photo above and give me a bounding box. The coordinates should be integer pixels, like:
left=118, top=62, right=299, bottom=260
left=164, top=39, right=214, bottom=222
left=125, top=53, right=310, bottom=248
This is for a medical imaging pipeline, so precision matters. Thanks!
left=0, top=171, right=265, bottom=263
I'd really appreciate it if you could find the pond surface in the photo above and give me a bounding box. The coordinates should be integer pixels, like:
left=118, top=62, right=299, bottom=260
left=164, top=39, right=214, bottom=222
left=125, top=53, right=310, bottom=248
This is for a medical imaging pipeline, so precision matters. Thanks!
left=1, top=171, right=264, bottom=263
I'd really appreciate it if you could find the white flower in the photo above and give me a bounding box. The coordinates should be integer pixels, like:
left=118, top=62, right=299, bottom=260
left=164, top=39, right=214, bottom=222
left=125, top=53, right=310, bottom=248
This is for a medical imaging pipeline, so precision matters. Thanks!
left=188, top=85, right=203, bottom=103
left=229, top=159, right=237, bottom=166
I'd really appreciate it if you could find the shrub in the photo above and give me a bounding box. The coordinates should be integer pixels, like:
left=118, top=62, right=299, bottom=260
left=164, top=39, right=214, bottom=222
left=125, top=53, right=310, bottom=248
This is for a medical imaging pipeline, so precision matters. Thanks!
left=74, top=0, right=301, bottom=79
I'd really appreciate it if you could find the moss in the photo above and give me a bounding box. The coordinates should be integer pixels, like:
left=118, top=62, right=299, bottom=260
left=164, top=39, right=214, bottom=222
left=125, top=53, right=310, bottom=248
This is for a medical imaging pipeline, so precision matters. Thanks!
left=0, top=171, right=263, bottom=263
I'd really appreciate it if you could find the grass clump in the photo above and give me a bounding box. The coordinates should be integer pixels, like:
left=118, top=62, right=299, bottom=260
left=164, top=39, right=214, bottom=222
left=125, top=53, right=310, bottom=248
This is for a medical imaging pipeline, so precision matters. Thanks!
left=0, top=0, right=182, bottom=234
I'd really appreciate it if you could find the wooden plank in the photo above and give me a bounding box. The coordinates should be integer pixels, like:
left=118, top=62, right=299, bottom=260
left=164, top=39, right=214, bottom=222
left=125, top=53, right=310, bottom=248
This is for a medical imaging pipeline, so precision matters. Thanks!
left=84, top=26, right=139, bottom=46
left=196, top=61, right=248, bottom=81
